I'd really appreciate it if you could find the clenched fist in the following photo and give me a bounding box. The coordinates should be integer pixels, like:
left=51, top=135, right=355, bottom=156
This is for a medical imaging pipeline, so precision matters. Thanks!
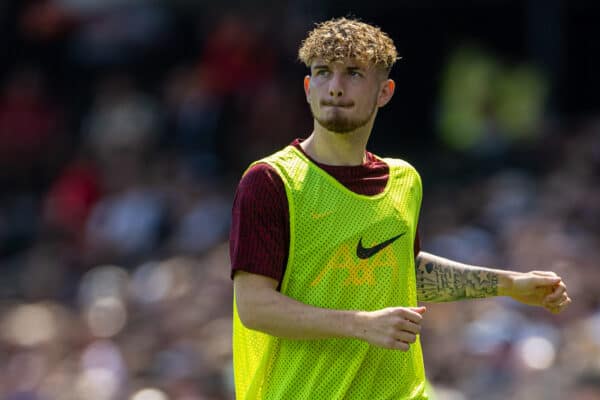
left=356, top=306, right=426, bottom=350
left=503, top=270, right=571, bottom=314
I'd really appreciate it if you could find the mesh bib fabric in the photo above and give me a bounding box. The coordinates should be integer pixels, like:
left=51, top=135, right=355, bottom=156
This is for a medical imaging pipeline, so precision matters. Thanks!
left=233, top=146, right=427, bottom=399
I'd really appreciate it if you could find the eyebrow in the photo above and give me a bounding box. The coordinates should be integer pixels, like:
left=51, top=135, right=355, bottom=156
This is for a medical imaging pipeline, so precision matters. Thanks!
left=312, top=65, right=365, bottom=71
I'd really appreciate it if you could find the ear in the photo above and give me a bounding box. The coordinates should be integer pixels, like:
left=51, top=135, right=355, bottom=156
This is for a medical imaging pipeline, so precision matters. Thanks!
left=377, top=79, right=395, bottom=107
left=304, top=75, right=311, bottom=102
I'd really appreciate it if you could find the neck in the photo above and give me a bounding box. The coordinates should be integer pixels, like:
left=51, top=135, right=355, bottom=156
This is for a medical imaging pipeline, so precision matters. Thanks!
left=301, top=120, right=374, bottom=166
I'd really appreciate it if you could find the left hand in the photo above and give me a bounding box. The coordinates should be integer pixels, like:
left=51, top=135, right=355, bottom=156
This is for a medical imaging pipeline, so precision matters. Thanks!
left=506, top=271, right=571, bottom=314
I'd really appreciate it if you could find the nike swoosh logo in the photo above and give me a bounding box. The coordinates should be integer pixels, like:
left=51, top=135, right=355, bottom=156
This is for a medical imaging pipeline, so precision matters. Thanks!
left=356, top=233, right=406, bottom=259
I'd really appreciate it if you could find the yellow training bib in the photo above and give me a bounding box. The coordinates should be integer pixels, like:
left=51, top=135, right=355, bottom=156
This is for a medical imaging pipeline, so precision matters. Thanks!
left=233, top=146, right=427, bottom=399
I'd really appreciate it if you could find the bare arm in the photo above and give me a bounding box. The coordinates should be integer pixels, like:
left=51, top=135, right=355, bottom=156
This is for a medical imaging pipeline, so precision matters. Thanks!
left=415, top=251, right=506, bottom=301
left=415, top=251, right=571, bottom=313
left=234, top=271, right=425, bottom=350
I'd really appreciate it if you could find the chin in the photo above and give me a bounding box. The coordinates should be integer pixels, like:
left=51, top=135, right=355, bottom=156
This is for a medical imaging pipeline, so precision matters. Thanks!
left=322, top=123, right=357, bottom=134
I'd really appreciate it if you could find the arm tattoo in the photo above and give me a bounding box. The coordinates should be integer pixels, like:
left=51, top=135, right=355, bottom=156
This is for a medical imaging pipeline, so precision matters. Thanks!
left=415, top=254, right=499, bottom=302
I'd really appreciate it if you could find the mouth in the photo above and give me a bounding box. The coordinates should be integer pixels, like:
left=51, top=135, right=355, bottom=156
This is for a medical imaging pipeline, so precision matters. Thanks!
left=321, top=103, right=353, bottom=108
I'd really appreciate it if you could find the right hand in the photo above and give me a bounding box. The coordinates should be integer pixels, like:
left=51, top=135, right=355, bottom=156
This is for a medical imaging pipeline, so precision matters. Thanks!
left=356, top=306, right=426, bottom=351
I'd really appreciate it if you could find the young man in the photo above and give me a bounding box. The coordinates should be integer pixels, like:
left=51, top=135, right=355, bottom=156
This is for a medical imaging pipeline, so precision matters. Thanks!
left=229, top=17, right=570, bottom=399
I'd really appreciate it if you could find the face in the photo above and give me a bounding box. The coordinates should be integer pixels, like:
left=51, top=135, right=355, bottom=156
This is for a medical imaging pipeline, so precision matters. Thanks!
left=304, top=58, right=395, bottom=134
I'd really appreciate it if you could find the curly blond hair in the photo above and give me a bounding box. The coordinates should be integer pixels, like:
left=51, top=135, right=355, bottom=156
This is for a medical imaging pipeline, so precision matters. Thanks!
left=298, top=17, right=399, bottom=71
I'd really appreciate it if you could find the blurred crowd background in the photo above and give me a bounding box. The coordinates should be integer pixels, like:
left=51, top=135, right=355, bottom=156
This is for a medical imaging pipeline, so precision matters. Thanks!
left=0, top=1, right=599, bottom=399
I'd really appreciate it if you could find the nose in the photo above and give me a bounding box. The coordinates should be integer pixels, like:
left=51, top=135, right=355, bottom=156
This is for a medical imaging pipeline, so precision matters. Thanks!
left=328, top=74, right=344, bottom=97
left=329, top=87, right=343, bottom=97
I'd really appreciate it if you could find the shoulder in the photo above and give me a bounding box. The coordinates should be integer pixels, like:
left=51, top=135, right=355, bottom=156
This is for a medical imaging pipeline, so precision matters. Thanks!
left=237, top=162, right=285, bottom=196
left=378, top=156, right=418, bottom=171
left=375, top=155, right=419, bottom=175
left=232, top=162, right=288, bottom=233
left=377, top=155, right=423, bottom=189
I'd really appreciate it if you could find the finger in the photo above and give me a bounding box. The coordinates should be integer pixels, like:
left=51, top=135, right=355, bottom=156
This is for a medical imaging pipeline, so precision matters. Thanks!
left=548, top=296, right=571, bottom=314
left=398, top=308, right=425, bottom=324
left=411, top=306, right=427, bottom=314
left=546, top=293, right=568, bottom=308
left=551, top=291, right=568, bottom=304
left=556, top=296, right=572, bottom=310
left=543, top=289, right=567, bottom=304
left=531, top=276, right=561, bottom=288
left=394, top=331, right=417, bottom=345
left=544, top=283, right=566, bottom=304
left=386, top=339, right=409, bottom=351
left=396, top=320, right=422, bottom=335
left=389, top=307, right=423, bottom=323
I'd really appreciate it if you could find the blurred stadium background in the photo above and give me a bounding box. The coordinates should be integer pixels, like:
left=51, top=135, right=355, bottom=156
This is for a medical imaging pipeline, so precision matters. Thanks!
left=0, top=1, right=599, bottom=399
